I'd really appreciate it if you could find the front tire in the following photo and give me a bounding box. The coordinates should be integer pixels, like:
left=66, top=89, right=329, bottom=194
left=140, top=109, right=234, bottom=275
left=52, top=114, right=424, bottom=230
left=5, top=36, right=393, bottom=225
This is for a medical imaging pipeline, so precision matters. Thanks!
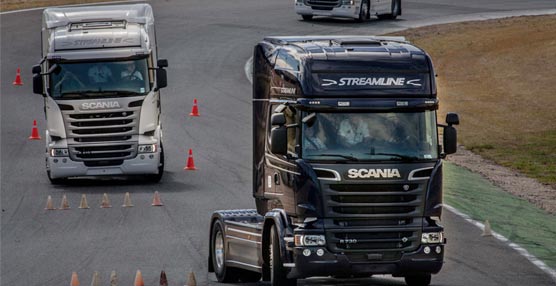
left=301, top=15, right=313, bottom=21
left=378, top=0, right=401, bottom=20
left=146, top=143, right=164, bottom=183
left=404, top=274, right=432, bottom=286
left=269, top=225, right=296, bottom=285
left=357, top=0, right=370, bottom=22
left=47, top=170, right=68, bottom=185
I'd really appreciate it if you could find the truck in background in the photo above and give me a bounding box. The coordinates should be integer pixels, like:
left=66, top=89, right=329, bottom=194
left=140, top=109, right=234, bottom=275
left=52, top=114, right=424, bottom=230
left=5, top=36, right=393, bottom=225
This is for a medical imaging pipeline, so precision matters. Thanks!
left=295, top=0, right=401, bottom=22
left=208, top=36, right=459, bottom=286
left=32, top=4, right=168, bottom=184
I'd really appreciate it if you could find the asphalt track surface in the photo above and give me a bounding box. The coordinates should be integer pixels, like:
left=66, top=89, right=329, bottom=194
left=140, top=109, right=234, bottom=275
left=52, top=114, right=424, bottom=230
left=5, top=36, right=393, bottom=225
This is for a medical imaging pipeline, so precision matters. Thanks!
left=2, top=0, right=556, bottom=285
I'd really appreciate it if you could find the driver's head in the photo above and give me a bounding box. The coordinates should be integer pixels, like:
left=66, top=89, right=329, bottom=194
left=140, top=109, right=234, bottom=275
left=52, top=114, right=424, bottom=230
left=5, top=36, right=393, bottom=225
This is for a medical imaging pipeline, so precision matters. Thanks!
left=125, top=62, right=135, bottom=72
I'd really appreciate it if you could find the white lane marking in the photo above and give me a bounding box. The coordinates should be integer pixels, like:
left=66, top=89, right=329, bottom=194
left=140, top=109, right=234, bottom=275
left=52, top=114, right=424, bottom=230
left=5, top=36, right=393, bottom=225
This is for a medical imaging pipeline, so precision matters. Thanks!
left=244, top=56, right=253, bottom=84
left=0, top=0, right=144, bottom=15
left=445, top=204, right=556, bottom=282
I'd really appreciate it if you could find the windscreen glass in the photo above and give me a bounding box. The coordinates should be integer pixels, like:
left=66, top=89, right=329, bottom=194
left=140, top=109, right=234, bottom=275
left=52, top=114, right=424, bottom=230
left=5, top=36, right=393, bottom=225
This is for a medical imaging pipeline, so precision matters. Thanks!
left=302, top=111, right=438, bottom=161
left=49, top=58, right=150, bottom=99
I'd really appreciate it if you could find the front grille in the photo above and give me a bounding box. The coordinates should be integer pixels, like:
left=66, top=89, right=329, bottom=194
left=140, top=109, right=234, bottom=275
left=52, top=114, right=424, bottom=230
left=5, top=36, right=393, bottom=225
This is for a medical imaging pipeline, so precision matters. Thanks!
left=323, top=182, right=426, bottom=255
left=69, top=143, right=137, bottom=161
left=63, top=105, right=141, bottom=163
left=305, top=0, right=340, bottom=9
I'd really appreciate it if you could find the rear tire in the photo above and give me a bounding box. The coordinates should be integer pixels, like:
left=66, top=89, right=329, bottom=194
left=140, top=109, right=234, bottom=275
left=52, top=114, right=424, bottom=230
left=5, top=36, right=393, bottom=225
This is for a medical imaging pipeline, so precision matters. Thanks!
left=404, top=274, right=432, bottom=286
left=301, top=15, right=313, bottom=21
left=269, top=225, right=296, bottom=285
left=211, top=220, right=240, bottom=282
left=356, top=0, right=370, bottom=22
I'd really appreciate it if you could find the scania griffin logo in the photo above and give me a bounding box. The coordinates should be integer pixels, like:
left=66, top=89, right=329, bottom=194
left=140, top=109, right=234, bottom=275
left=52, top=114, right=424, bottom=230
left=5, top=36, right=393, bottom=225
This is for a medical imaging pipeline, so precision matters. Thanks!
left=347, top=168, right=401, bottom=179
left=81, top=101, right=121, bottom=110
left=321, top=78, right=422, bottom=87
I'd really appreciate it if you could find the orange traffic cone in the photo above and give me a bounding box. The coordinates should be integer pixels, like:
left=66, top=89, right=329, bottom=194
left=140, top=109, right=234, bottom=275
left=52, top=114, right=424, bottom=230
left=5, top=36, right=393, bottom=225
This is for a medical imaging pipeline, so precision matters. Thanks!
left=70, top=271, right=80, bottom=286
left=159, top=270, right=168, bottom=286
left=60, top=194, right=70, bottom=210
left=189, top=98, right=200, bottom=116
left=184, top=149, right=197, bottom=170
left=29, top=120, right=41, bottom=140
left=13, top=67, right=23, bottom=86
left=78, top=194, right=89, bottom=209
left=45, top=195, right=56, bottom=210
left=122, top=192, right=134, bottom=207
left=134, top=270, right=144, bottom=286
left=100, top=193, right=112, bottom=208
left=152, top=191, right=164, bottom=206
left=109, top=270, right=118, bottom=286
left=186, top=272, right=197, bottom=286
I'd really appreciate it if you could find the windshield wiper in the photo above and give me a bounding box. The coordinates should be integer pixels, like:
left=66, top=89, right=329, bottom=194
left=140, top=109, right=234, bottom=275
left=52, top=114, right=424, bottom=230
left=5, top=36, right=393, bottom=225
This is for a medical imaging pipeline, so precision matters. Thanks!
left=368, top=152, right=421, bottom=161
left=308, top=153, right=359, bottom=161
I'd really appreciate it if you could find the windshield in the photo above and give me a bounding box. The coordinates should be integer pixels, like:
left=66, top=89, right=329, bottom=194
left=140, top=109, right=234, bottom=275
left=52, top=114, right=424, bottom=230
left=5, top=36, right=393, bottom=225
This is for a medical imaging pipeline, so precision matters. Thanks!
left=302, top=111, right=438, bottom=161
left=49, top=58, right=151, bottom=99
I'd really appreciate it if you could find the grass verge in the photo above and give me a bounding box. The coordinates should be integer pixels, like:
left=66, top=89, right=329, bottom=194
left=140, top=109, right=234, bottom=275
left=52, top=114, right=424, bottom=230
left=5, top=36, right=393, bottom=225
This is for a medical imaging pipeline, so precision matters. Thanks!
left=444, top=162, right=556, bottom=268
left=391, top=15, right=556, bottom=187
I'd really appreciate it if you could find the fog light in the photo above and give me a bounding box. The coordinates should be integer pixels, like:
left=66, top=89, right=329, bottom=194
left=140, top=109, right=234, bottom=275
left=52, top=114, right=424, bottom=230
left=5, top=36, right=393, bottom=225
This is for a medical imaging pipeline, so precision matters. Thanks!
left=316, top=249, right=324, bottom=256
left=435, top=246, right=442, bottom=254
left=303, top=249, right=311, bottom=257
left=424, top=246, right=431, bottom=254
left=140, top=155, right=145, bottom=159
left=62, top=158, right=67, bottom=163
left=53, top=159, right=58, bottom=163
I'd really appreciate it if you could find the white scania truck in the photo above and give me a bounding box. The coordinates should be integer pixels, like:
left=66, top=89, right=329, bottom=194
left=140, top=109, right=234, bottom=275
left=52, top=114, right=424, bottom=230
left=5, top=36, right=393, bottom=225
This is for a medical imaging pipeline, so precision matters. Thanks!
left=295, top=0, right=401, bottom=21
left=32, top=4, right=168, bottom=184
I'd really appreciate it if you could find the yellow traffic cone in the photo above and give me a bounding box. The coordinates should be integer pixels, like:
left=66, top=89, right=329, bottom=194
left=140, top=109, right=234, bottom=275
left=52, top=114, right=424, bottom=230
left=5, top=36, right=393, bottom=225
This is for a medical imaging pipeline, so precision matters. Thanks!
left=482, top=220, right=493, bottom=237
left=78, top=194, right=90, bottom=209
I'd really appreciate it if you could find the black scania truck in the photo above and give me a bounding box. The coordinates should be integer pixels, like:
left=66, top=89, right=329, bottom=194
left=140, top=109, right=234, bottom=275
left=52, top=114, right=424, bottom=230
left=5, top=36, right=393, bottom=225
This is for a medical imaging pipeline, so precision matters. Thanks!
left=208, top=36, right=459, bottom=286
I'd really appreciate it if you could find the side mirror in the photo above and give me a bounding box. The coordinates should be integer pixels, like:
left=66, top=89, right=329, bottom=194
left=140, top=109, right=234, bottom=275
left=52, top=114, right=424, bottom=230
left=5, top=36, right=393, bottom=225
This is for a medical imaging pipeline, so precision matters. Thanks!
left=270, top=126, right=288, bottom=155
left=157, top=59, right=168, bottom=68
left=443, top=125, right=457, bottom=155
left=32, top=65, right=41, bottom=74
left=446, top=112, right=459, bottom=125
left=156, top=68, right=167, bottom=90
left=271, top=113, right=286, bottom=126
left=33, top=74, right=44, bottom=95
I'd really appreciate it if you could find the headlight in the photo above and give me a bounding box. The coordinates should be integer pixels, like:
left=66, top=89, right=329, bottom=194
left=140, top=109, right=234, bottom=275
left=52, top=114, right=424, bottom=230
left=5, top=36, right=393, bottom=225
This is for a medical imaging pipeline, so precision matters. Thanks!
left=295, top=235, right=326, bottom=246
left=138, top=144, right=157, bottom=153
left=421, top=232, right=444, bottom=244
left=341, top=0, right=354, bottom=5
left=50, top=148, right=69, bottom=157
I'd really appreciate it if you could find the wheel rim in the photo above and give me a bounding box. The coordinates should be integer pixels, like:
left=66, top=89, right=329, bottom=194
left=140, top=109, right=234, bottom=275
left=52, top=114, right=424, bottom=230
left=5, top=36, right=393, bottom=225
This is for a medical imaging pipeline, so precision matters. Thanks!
left=214, top=229, right=225, bottom=272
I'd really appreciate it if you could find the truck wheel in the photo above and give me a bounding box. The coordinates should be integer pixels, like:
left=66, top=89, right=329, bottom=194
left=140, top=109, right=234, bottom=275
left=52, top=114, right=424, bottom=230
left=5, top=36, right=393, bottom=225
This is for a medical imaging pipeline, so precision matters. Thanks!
left=356, top=0, right=370, bottom=22
left=146, top=143, right=164, bottom=183
left=211, top=220, right=240, bottom=282
left=404, top=274, right=432, bottom=286
left=47, top=170, right=68, bottom=185
left=302, top=15, right=313, bottom=21
left=269, top=225, right=296, bottom=286
left=378, top=0, right=401, bottom=19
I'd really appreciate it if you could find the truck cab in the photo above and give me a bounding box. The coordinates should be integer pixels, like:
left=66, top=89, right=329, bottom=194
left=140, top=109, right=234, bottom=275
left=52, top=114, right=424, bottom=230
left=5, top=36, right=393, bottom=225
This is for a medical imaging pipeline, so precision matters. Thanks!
left=209, top=36, right=458, bottom=286
left=32, top=4, right=168, bottom=183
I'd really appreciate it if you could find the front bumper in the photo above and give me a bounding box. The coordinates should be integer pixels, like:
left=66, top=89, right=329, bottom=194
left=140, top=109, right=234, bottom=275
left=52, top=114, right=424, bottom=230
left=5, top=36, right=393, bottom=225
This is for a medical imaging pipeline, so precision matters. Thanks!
left=47, top=152, right=161, bottom=179
left=287, top=244, right=444, bottom=279
left=294, top=3, right=359, bottom=19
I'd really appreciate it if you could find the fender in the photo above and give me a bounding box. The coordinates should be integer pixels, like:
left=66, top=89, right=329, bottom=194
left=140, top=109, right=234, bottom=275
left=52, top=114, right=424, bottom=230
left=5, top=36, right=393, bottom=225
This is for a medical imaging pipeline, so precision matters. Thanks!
left=424, top=161, right=443, bottom=217
left=262, top=209, right=293, bottom=279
